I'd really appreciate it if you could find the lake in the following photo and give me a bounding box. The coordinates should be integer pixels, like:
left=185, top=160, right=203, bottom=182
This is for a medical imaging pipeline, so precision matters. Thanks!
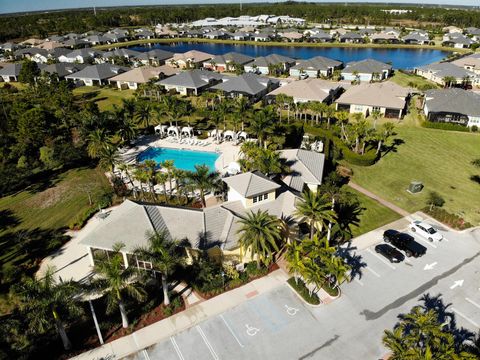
left=128, top=42, right=449, bottom=69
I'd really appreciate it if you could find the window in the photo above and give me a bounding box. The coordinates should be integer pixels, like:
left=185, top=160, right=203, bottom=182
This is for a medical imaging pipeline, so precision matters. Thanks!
left=264, top=193, right=269, bottom=200
left=253, top=196, right=258, bottom=203
left=136, top=258, right=153, bottom=271
left=372, top=106, right=381, bottom=112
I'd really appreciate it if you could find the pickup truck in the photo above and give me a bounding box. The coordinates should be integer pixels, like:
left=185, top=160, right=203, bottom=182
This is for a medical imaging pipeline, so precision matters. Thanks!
left=383, top=229, right=427, bottom=258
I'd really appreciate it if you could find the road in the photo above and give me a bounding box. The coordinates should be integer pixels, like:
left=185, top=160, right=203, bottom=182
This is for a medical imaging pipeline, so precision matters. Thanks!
left=125, top=222, right=480, bottom=360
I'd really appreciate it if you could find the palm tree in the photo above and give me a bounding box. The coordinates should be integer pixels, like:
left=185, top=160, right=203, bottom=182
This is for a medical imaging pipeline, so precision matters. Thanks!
left=442, top=76, right=456, bottom=88
left=376, top=122, right=395, bottom=155
left=98, top=144, right=119, bottom=172
left=155, top=172, right=169, bottom=202
left=15, top=267, right=82, bottom=350
left=249, top=107, right=276, bottom=148
left=285, top=240, right=304, bottom=284
left=117, top=118, right=138, bottom=145
left=371, top=110, right=382, bottom=129
left=135, top=100, right=153, bottom=128
left=90, top=243, right=146, bottom=328
left=134, top=231, right=183, bottom=306
left=117, top=163, right=136, bottom=198
left=161, top=160, right=175, bottom=196
left=87, top=129, right=109, bottom=159
left=336, top=111, right=350, bottom=141
left=209, top=110, right=223, bottom=143
left=237, top=210, right=281, bottom=269
left=295, top=190, right=335, bottom=240
left=121, top=98, right=136, bottom=119
left=134, top=166, right=149, bottom=200
left=188, top=164, right=220, bottom=207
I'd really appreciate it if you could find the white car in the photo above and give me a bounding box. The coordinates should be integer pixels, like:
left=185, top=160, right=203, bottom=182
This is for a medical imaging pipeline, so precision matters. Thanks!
left=410, top=220, right=443, bottom=242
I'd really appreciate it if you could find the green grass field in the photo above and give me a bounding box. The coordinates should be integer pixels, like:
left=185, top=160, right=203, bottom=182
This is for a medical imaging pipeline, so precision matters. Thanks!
left=390, top=71, right=438, bottom=89
left=349, top=126, right=480, bottom=225
left=349, top=189, right=402, bottom=237
left=73, top=86, right=135, bottom=111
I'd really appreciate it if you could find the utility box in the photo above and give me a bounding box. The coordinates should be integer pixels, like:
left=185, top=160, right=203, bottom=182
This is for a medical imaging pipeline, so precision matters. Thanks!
left=408, top=181, right=423, bottom=194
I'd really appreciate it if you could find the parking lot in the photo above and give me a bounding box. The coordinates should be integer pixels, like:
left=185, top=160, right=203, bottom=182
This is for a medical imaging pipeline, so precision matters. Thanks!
left=125, top=219, right=480, bottom=360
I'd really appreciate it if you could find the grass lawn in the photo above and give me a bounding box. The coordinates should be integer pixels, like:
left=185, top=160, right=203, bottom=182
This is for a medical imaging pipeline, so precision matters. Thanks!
left=73, top=86, right=135, bottom=111
left=390, top=71, right=438, bottom=89
left=349, top=126, right=480, bottom=225
left=349, top=189, right=402, bottom=237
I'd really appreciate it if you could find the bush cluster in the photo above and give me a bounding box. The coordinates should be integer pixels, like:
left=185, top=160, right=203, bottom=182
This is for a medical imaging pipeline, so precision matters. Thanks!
left=422, top=207, right=472, bottom=230
left=287, top=277, right=321, bottom=305
left=421, top=121, right=470, bottom=132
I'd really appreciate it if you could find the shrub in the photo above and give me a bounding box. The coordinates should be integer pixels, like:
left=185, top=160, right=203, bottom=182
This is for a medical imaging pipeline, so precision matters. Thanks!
left=342, top=148, right=378, bottom=166
left=471, top=125, right=478, bottom=132
left=421, top=121, right=470, bottom=132
left=245, top=261, right=268, bottom=278
left=321, top=282, right=339, bottom=297
left=426, top=191, right=445, bottom=209
left=287, top=277, right=320, bottom=305
left=422, top=207, right=472, bottom=230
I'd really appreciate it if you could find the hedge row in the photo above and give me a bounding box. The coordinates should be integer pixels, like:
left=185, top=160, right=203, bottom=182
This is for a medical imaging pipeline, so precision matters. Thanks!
left=287, top=277, right=321, bottom=305
left=421, top=121, right=471, bottom=132
left=422, top=207, right=473, bottom=230
left=303, top=124, right=378, bottom=166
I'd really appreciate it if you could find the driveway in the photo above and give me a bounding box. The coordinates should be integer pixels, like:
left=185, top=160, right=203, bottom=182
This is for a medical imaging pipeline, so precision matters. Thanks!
left=123, top=218, right=480, bottom=360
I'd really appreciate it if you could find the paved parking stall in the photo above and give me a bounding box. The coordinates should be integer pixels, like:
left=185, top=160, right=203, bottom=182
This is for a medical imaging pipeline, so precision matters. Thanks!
left=123, top=219, right=480, bottom=360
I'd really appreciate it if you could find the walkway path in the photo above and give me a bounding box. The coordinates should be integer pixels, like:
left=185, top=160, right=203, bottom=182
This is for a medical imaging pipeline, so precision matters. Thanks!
left=348, top=181, right=410, bottom=217
left=72, top=269, right=289, bottom=360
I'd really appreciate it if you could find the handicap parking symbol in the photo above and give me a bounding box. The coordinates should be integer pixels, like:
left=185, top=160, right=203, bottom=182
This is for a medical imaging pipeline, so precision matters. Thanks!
left=285, top=304, right=299, bottom=316
left=245, top=324, right=260, bottom=336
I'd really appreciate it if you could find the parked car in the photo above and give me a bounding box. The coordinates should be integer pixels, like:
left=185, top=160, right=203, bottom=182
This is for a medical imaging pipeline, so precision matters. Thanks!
left=410, top=220, right=443, bottom=242
left=383, top=229, right=427, bottom=258
left=299, top=72, right=309, bottom=80
left=374, top=244, right=404, bottom=263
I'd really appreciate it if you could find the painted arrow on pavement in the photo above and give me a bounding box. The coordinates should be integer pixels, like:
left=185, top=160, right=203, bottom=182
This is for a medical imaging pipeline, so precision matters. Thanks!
left=450, top=280, right=464, bottom=290
left=423, top=262, right=438, bottom=270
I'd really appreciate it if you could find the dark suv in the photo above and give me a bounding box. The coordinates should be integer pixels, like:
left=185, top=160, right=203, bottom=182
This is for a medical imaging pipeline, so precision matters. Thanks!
left=375, top=244, right=405, bottom=263
left=383, top=229, right=427, bottom=258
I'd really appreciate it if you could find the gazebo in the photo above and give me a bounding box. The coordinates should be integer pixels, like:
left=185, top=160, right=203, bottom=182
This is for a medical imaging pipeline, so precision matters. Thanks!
left=209, top=129, right=223, bottom=139
left=154, top=125, right=168, bottom=137
left=167, top=126, right=179, bottom=137
left=223, top=130, right=236, bottom=141
left=181, top=126, right=194, bottom=138
left=237, top=131, right=248, bottom=141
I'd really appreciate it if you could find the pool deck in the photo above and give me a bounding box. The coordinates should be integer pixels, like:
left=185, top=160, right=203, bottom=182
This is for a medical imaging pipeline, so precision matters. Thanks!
left=118, top=135, right=241, bottom=173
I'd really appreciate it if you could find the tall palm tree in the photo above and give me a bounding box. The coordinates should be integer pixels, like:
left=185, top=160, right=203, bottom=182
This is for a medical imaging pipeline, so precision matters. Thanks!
left=335, top=111, right=350, bottom=141
left=90, top=243, right=146, bottom=329
left=15, top=267, right=82, bottom=350
left=121, top=98, right=136, bottom=119
left=188, top=164, right=220, bottom=207
left=295, top=190, right=335, bottom=240
left=161, top=160, right=175, bottom=196
left=371, top=110, right=382, bottom=129
left=375, top=122, right=395, bottom=155
left=249, top=107, right=276, bottom=148
left=285, top=240, right=303, bottom=284
left=133, top=166, right=149, bottom=200
left=98, top=144, right=119, bottom=173
left=117, top=118, right=138, bottom=145
left=117, top=163, right=136, bottom=198
left=237, top=210, right=281, bottom=269
left=155, top=172, right=169, bottom=202
left=135, top=100, right=153, bottom=128
left=134, top=231, right=184, bottom=306
left=87, top=129, right=109, bottom=159
left=209, top=110, right=223, bottom=143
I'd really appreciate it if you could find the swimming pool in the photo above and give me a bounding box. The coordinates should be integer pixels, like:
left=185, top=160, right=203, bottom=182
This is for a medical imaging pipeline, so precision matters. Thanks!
left=137, top=147, right=220, bottom=172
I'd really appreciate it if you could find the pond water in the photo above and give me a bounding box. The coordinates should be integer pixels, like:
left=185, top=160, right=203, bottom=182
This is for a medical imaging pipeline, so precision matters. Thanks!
left=128, top=42, right=449, bottom=69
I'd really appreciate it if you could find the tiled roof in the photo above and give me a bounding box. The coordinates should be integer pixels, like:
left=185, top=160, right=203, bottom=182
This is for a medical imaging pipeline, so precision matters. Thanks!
left=222, top=171, right=281, bottom=197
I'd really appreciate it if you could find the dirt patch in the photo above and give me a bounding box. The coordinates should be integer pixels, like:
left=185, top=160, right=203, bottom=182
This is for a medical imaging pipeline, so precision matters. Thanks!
left=25, top=183, right=71, bottom=209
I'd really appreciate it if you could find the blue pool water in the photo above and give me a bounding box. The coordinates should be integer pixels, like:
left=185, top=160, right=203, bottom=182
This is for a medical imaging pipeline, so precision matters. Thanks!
left=128, top=42, right=449, bottom=69
left=137, top=147, right=220, bottom=172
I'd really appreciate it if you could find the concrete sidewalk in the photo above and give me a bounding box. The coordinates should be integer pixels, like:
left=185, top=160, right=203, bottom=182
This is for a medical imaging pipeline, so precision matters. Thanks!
left=71, top=269, right=289, bottom=360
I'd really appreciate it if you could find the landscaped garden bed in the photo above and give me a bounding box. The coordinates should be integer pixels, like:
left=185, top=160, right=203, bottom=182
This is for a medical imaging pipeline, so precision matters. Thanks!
left=422, top=207, right=473, bottom=230
left=287, top=277, right=321, bottom=305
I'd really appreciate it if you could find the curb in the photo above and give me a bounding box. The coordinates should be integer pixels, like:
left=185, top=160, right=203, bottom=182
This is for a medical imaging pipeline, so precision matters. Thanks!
left=286, top=281, right=323, bottom=308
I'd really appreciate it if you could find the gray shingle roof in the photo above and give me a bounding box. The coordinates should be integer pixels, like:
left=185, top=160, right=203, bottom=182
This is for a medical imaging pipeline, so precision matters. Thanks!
left=222, top=171, right=281, bottom=197
left=210, top=73, right=276, bottom=96
left=64, top=63, right=129, bottom=80
left=14, top=47, right=49, bottom=57
left=425, top=88, right=480, bottom=117
left=102, top=48, right=143, bottom=59
left=63, top=48, right=104, bottom=59
left=291, top=56, right=342, bottom=71
left=0, top=63, right=22, bottom=76
left=416, top=62, right=476, bottom=79
left=157, top=69, right=225, bottom=89
left=210, top=52, right=254, bottom=65
left=40, top=63, right=86, bottom=78
left=146, top=49, right=174, bottom=61
left=251, top=54, right=296, bottom=67
left=279, top=149, right=325, bottom=192
left=340, top=32, right=363, bottom=40
left=343, top=59, right=392, bottom=74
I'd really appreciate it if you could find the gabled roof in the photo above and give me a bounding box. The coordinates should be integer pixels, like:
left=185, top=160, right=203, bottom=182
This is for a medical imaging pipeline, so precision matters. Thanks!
left=172, top=50, right=213, bottom=63
left=268, top=78, right=343, bottom=102
left=336, top=81, right=410, bottom=109
left=340, top=32, right=363, bottom=40
left=209, top=52, right=254, bottom=66
left=157, top=69, right=225, bottom=89
left=249, top=54, right=296, bottom=67
left=0, top=63, right=22, bottom=76
left=279, top=149, right=325, bottom=192
left=145, top=49, right=174, bottom=61
left=62, top=48, right=104, bottom=59
left=223, top=171, right=281, bottom=198
left=110, top=66, right=177, bottom=83
left=83, top=35, right=109, bottom=44
left=65, top=63, right=129, bottom=80
left=102, top=48, right=143, bottom=59
left=416, top=62, right=476, bottom=79
left=15, top=47, right=48, bottom=57
left=343, top=59, right=392, bottom=74
left=291, top=56, right=342, bottom=71
left=425, top=88, right=480, bottom=117
left=40, top=63, right=86, bottom=77
left=210, top=73, right=276, bottom=95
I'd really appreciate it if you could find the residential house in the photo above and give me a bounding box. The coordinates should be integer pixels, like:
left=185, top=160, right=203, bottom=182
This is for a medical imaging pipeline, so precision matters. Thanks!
left=280, top=31, right=303, bottom=42
left=415, top=62, right=478, bottom=87
left=83, top=35, right=109, bottom=45
left=340, top=32, right=363, bottom=44
left=109, top=66, right=177, bottom=90
left=64, top=63, right=129, bottom=86
left=203, top=31, right=229, bottom=40
left=341, top=59, right=392, bottom=82
left=155, top=26, right=179, bottom=38
left=289, top=56, right=343, bottom=78
left=370, top=32, right=400, bottom=44
left=465, top=27, right=480, bottom=42
left=442, top=33, right=476, bottom=49
left=134, top=28, right=155, bottom=39
left=14, top=47, right=49, bottom=62
left=423, top=88, right=480, bottom=127
left=168, top=50, right=213, bottom=69
left=403, top=31, right=430, bottom=45
left=137, top=49, right=174, bottom=66
left=335, top=81, right=410, bottom=119
left=442, top=26, right=463, bottom=34
left=210, top=73, right=279, bottom=102
left=358, top=28, right=376, bottom=37
left=0, top=42, right=19, bottom=53
left=252, top=33, right=271, bottom=42
left=307, top=31, right=333, bottom=43
left=102, top=49, right=143, bottom=64
left=203, top=52, right=254, bottom=72
left=156, top=69, right=226, bottom=95
left=231, top=31, right=252, bottom=41
left=244, top=54, right=296, bottom=75
left=62, top=38, right=89, bottom=49
left=20, top=38, right=43, bottom=47
left=58, top=48, right=104, bottom=64
left=0, top=63, right=22, bottom=82
left=39, top=63, right=86, bottom=79
left=104, top=33, right=127, bottom=43
left=452, top=54, right=480, bottom=75
left=267, top=78, right=343, bottom=104
left=279, top=149, right=325, bottom=193
left=37, top=41, right=65, bottom=50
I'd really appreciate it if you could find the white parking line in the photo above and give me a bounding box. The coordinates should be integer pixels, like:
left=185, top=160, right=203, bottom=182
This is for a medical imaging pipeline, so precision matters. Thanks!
left=366, top=248, right=396, bottom=270
left=465, top=298, right=480, bottom=310
left=366, top=266, right=381, bottom=278
left=220, top=314, right=245, bottom=348
left=170, top=336, right=185, bottom=360
left=408, top=231, right=437, bottom=249
left=196, top=325, right=220, bottom=360
left=451, top=307, right=480, bottom=328
left=142, top=349, right=151, bottom=360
